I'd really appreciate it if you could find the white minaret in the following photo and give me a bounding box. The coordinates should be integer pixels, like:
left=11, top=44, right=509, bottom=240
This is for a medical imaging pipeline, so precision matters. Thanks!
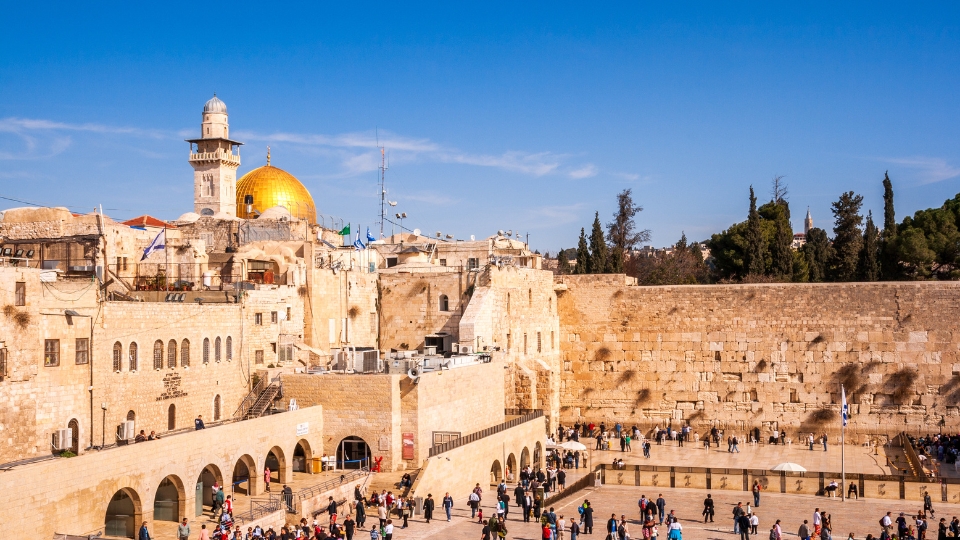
left=188, top=95, right=242, bottom=217
left=804, top=207, right=813, bottom=235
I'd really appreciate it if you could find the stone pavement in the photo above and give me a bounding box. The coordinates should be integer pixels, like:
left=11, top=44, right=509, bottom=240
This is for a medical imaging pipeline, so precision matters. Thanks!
left=365, top=484, right=960, bottom=540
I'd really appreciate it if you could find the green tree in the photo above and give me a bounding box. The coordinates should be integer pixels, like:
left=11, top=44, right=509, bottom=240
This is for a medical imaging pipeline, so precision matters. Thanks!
left=744, top=186, right=766, bottom=276
left=792, top=249, right=809, bottom=283
left=589, top=212, right=608, bottom=274
left=556, top=247, right=572, bottom=275
left=606, top=188, right=651, bottom=274
left=627, top=232, right=710, bottom=285
left=880, top=172, right=900, bottom=280
left=575, top=228, right=590, bottom=274
left=803, top=228, right=833, bottom=282
left=769, top=198, right=794, bottom=278
left=894, top=193, right=960, bottom=279
left=859, top=211, right=880, bottom=281
left=829, top=191, right=864, bottom=281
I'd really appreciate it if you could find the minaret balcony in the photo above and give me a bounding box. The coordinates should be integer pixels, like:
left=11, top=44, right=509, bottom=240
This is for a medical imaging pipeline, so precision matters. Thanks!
left=189, top=149, right=241, bottom=166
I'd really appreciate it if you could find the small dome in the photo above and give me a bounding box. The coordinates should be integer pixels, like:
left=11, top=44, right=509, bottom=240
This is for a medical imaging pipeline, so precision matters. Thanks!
left=259, top=206, right=293, bottom=221
left=203, top=94, right=227, bottom=114
left=176, top=212, right=200, bottom=223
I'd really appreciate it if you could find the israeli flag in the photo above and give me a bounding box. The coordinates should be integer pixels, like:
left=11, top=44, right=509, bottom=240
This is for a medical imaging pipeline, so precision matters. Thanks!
left=841, top=385, right=848, bottom=427
left=353, top=230, right=366, bottom=251
left=141, top=229, right=166, bottom=261
left=366, top=227, right=376, bottom=243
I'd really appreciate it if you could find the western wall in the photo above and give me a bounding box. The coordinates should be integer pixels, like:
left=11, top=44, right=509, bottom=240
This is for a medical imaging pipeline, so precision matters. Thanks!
left=555, top=274, right=960, bottom=442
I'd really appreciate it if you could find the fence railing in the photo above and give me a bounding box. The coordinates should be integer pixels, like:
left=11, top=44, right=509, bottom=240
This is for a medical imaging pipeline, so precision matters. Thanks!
left=900, top=431, right=930, bottom=480
left=293, top=467, right=371, bottom=509
left=234, top=375, right=268, bottom=419
left=428, top=410, right=544, bottom=457
left=234, top=493, right=285, bottom=524
left=544, top=466, right=601, bottom=506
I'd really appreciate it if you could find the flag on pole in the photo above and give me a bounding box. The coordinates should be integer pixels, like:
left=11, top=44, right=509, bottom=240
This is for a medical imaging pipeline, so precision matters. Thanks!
left=353, top=229, right=366, bottom=251
left=841, top=385, right=849, bottom=427
left=338, top=223, right=351, bottom=236
left=141, top=229, right=166, bottom=261
left=366, top=227, right=376, bottom=243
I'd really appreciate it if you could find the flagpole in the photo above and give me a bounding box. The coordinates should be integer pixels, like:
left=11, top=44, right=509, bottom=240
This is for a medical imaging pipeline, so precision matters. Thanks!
left=841, top=383, right=846, bottom=502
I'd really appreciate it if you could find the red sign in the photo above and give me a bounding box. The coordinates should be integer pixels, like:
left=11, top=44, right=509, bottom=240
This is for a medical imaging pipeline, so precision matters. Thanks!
left=402, top=432, right=414, bottom=460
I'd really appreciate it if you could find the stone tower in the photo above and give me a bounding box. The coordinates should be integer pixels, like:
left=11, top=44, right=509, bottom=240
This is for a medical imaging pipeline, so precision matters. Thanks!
left=804, top=207, right=813, bottom=235
left=188, top=95, right=243, bottom=217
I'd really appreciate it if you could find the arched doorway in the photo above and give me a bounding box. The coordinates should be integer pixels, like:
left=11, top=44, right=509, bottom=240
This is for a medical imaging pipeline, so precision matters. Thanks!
left=197, top=464, right=223, bottom=516
left=506, top=453, right=517, bottom=482
left=294, top=439, right=313, bottom=473
left=490, top=460, right=503, bottom=485
left=167, top=404, right=176, bottom=431
left=265, top=446, right=286, bottom=486
left=520, top=447, right=531, bottom=470
left=534, top=442, right=543, bottom=468
left=336, top=436, right=370, bottom=470
left=105, top=488, right=142, bottom=539
left=67, top=418, right=80, bottom=454
left=213, top=395, right=222, bottom=421
left=232, top=454, right=258, bottom=496
left=154, top=475, right=185, bottom=522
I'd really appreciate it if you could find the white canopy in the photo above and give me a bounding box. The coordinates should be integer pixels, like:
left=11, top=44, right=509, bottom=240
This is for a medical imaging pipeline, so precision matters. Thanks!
left=771, top=462, right=807, bottom=472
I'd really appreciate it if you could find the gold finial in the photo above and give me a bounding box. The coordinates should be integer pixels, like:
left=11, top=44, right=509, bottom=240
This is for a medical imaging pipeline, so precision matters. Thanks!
left=267, top=146, right=271, bottom=166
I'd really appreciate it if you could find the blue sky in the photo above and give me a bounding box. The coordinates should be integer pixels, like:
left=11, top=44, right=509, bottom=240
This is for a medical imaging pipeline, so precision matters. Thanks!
left=1, top=3, right=959, bottom=252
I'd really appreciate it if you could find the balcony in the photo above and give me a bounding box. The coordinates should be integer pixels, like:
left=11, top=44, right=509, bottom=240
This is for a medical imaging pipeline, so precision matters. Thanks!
left=189, top=149, right=240, bottom=166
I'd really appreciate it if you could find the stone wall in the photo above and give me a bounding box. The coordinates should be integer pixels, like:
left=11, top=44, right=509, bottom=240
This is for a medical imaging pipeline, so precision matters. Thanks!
left=379, top=269, right=470, bottom=351
left=556, top=276, right=960, bottom=442
left=0, top=406, right=323, bottom=540
left=303, top=247, right=379, bottom=358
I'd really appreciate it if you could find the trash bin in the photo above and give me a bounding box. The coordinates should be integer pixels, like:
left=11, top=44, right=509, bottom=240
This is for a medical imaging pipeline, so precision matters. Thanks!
left=413, top=496, right=423, bottom=516
left=312, top=457, right=323, bottom=474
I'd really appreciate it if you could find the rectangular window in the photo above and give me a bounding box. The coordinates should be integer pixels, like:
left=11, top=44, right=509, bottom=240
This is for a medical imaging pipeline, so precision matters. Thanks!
left=370, top=312, right=377, bottom=332
left=286, top=307, right=292, bottom=321
left=15, top=282, right=26, bottom=306
left=271, top=343, right=277, bottom=354
left=254, top=313, right=263, bottom=325
left=790, top=389, right=800, bottom=403
left=271, top=311, right=278, bottom=323
left=439, top=259, right=447, bottom=266
left=537, top=332, right=542, bottom=353
left=44, top=339, right=60, bottom=367
left=506, top=333, right=511, bottom=352
left=467, top=257, right=479, bottom=270
left=75, top=338, right=89, bottom=365
left=255, top=350, right=264, bottom=364
left=0, top=348, right=7, bottom=381
left=551, top=331, right=555, bottom=350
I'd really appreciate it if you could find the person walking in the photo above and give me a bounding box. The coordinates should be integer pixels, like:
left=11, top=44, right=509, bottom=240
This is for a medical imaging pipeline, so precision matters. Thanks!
left=582, top=501, right=594, bottom=535
left=469, top=490, right=481, bottom=519
left=177, top=518, right=190, bottom=540
left=667, top=518, right=682, bottom=540
left=328, top=496, right=339, bottom=526
left=344, top=515, right=356, bottom=540
left=443, top=492, right=454, bottom=522
left=356, top=498, right=367, bottom=529
left=733, top=502, right=745, bottom=534
left=750, top=513, right=759, bottom=534
left=570, top=518, right=581, bottom=540
left=925, top=492, right=936, bottom=518
left=423, top=493, right=435, bottom=523
left=656, top=494, right=666, bottom=525
left=737, top=513, right=751, bottom=540
left=264, top=467, right=271, bottom=492
left=138, top=521, right=151, bottom=540
left=607, top=513, right=619, bottom=539
left=798, top=520, right=811, bottom=540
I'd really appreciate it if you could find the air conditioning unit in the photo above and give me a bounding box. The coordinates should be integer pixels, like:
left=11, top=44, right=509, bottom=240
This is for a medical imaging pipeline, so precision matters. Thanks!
left=459, top=345, right=473, bottom=354
left=52, top=428, right=72, bottom=450
left=119, top=421, right=135, bottom=440
left=424, top=346, right=437, bottom=356
left=452, top=343, right=460, bottom=353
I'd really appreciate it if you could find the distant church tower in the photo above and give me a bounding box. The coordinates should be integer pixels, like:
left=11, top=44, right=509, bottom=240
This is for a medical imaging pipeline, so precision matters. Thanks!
left=804, top=207, right=813, bottom=235
left=188, top=95, right=242, bottom=217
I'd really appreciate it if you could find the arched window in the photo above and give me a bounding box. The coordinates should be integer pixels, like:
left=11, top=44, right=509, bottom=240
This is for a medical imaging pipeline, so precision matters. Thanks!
left=203, top=338, right=210, bottom=364
left=215, top=337, right=222, bottom=362
left=112, top=342, right=123, bottom=372
left=226, top=337, right=232, bottom=361
left=438, top=294, right=449, bottom=312
left=126, top=410, right=136, bottom=422
left=153, top=340, right=163, bottom=370
left=180, top=339, right=190, bottom=367
left=128, top=342, right=138, bottom=371
left=167, top=404, right=176, bottom=431
left=213, top=395, right=221, bottom=421
left=167, top=339, right=177, bottom=368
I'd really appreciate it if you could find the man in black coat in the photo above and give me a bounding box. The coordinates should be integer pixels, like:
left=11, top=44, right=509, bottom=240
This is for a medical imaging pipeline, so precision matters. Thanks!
left=521, top=492, right=532, bottom=522
left=606, top=513, right=619, bottom=538
left=702, top=494, right=715, bottom=523
left=514, top=484, right=525, bottom=508
left=423, top=494, right=435, bottom=523
left=582, top=501, right=594, bottom=534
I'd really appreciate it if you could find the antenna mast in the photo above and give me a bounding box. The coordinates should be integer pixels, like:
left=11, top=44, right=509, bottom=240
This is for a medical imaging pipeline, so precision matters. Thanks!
left=378, top=145, right=388, bottom=239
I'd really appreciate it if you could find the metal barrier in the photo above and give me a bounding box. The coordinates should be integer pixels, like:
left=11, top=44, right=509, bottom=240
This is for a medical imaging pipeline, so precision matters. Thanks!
left=899, top=432, right=930, bottom=480
left=544, top=466, right=601, bottom=506
left=428, top=410, right=544, bottom=457
left=234, top=493, right=285, bottom=524
left=293, top=467, right=371, bottom=510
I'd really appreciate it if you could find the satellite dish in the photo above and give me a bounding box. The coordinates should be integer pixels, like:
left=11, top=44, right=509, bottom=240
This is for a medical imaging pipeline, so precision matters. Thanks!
left=507, top=230, right=513, bottom=237
left=470, top=235, right=476, bottom=241
left=497, top=230, right=504, bottom=236
left=388, top=201, right=398, bottom=206
left=413, top=228, right=421, bottom=236
left=436, top=231, right=442, bottom=237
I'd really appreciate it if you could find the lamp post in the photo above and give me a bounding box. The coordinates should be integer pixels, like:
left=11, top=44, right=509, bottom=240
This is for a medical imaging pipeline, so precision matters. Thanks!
left=101, top=403, right=107, bottom=448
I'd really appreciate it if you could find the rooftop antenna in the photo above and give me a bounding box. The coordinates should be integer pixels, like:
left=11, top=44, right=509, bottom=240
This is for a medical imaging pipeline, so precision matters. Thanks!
left=378, top=130, right=389, bottom=240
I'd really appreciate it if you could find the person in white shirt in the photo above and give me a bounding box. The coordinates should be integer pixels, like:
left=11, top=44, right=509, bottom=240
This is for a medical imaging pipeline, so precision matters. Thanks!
left=558, top=516, right=567, bottom=540
left=384, top=519, right=394, bottom=540
left=750, top=513, right=759, bottom=534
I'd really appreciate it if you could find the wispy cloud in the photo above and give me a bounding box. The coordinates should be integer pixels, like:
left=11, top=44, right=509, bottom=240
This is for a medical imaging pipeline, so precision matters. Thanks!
left=529, top=203, right=586, bottom=227
left=879, top=156, right=960, bottom=185
left=0, top=117, right=171, bottom=160
left=568, top=164, right=598, bottom=179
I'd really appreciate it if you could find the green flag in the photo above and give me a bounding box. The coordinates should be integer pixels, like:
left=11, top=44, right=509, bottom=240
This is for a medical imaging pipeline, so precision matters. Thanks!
left=338, top=223, right=351, bottom=236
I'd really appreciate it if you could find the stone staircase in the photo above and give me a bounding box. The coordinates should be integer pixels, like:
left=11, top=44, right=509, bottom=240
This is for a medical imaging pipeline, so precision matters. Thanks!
left=365, top=469, right=419, bottom=498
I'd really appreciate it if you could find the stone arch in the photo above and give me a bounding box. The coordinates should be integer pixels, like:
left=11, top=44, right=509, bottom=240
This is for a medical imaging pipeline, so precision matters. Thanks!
left=197, top=464, right=224, bottom=514
left=265, top=445, right=287, bottom=485
left=534, top=442, right=543, bottom=468
left=154, top=474, right=185, bottom=523
left=167, top=339, right=177, bottom=368
left=67, top=418, right=80, bottom=454
left=337, top=436, right=371, bottom=470
left=167, top=404, right=176, bottom=431
left=506, top=453, right=517, bottom=482
left=104, top=487, right=142, bottom=539
left=520, top=447, right=530, bottom=470
left=232, top=454, right=258, bottom=496
left=293, top=439, right=313, bottom=473
left=490, top=460, right=503, bottom=485
left=213, top=394, right=222, bottom=421
left=438, top=294, right=449, bottom=312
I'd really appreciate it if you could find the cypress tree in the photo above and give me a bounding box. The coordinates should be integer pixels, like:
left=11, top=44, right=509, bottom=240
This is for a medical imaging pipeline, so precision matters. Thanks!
left=557, top=248, right=572, bottom=275
left=589, top=212, right=608, bottom=274
left=803, top=227, right=833, bottom=282
left=771, top=200, right=794, bottom=278
left=859, top=211, right=880, bottom=281
left=744, top=186, right=766, bottom=276
left=575, top=229, right=590, bottom=274
left=879, top=172, right=900, bottom=280
left=606, top=188, right=650, bottom=274
left=829, top=191, right=865, bottom=281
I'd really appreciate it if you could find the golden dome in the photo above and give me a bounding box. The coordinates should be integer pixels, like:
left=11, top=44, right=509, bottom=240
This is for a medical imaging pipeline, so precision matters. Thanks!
left=236, top=158, right=317, bottom=223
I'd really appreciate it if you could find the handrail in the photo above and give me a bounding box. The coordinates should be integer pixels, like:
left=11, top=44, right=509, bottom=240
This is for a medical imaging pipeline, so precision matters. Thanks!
left=234, top=493, right=284, bottom=524
left=428, top=410, right=544, bottom=457
left=294, top=467, right=371, bottom=508
left=899, top=432, right=929, bottom=480
left=234, top=376, right=268, bottom=419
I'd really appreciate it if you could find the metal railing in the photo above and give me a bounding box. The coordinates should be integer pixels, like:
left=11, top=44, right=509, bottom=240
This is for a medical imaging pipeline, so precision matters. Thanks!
left=234, top=493, right=285, bottom=524
left=234, top=375, right=268, bottom=419
left=428, top=410, right=544, bottom=457
left=293, top=467, right=371, bottom=509
left=900, top=432, right=930, bottom=480
left=544, top=466, right=601, bottom=506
